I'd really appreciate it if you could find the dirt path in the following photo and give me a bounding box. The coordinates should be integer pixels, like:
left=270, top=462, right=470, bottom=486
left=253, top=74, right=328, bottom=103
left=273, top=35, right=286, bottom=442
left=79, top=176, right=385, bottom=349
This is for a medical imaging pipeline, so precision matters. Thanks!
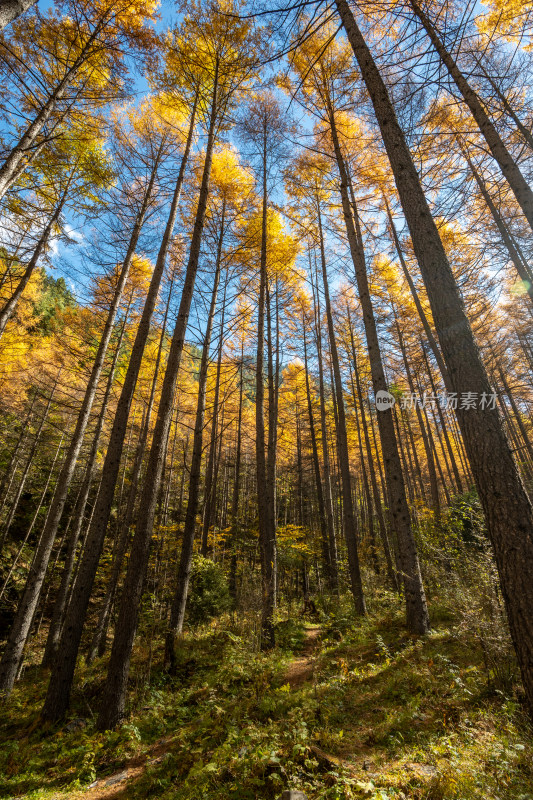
left=64, top=735, right=174, bottom=800
left=284, top=625, right=321, bottom=689
left=57, top=627, right=323, bottom=798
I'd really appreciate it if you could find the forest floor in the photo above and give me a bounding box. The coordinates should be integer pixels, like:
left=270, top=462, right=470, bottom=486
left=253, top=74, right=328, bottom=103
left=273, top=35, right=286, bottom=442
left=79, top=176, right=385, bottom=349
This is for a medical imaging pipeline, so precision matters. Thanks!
left=1, top=592, right=533, bottom=799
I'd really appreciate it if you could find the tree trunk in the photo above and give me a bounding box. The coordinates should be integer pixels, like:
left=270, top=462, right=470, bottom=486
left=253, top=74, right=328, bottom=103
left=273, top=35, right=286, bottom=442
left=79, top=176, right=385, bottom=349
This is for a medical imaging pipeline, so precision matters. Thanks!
left=336, top=0, right=533, bottom=716
left=329, top=107, right=427, bottom=631
left=408, top=0, right=533, bottom=232
left=395, top=319, right=441, bottom=518
left=0, top=0, right=36, bottom=30
left=87, top=285, right=173, bottom=664
left=43, top=312, right=129, bottom=667
left=94, top=71, right=219, bottom=731
left=460, top=145, right=533, bottom=304
left=302, top=315, right=337, bottom=590
left=316, top=196, right=365, bottom=615
left=348, top=327, right=398, bottom=590
left=256, top=125, right=276, bottom=650
left=40, top=98, right=197, bottom=723
left=385, top=199, right=452, bottom=390
left=163, top=236, right=222, bottom=671
left=201, top=274, right=227, bottom=556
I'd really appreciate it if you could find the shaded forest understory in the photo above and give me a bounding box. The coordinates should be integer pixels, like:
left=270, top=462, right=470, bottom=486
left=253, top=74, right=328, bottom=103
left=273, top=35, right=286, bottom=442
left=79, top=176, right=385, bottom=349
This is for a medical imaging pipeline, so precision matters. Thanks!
left=1, top=587, right=533, bottom=799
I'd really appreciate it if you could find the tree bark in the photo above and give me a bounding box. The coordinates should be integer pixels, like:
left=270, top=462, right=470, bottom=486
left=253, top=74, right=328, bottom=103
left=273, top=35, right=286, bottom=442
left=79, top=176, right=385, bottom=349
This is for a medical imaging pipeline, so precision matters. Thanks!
left=94, top=71, right=219, bottom=731
left=0, top=0, right=36, bottom=30
left=163, top=226, right=223, bottom=671
left=43, top=312, right=129, bottom=667
left=40, top=100, right=197, bottom=723
left=408, top=0, right=533, bottom=232
left=336, top=0, right=533, bottom=716
left=316, top=196, right=365, bottom=615
left=329, top=107, right=427, bottom=631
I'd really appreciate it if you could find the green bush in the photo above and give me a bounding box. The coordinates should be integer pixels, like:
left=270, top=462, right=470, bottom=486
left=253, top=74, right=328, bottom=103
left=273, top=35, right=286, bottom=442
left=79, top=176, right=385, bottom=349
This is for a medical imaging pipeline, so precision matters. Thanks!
left=186, top=555, right=231, bottom=626
left=274, top=618, right=306, bottom=652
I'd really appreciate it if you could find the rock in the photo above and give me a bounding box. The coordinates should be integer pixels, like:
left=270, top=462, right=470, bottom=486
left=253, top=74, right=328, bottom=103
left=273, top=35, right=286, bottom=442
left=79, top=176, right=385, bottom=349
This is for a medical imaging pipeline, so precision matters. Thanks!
left=405, top=762, right=437, bottom=778
left=281, top=792, right=308, bottom=800
left=104, top=771, right=129, bottom=786
left=65, top=718, right=86, bottom=732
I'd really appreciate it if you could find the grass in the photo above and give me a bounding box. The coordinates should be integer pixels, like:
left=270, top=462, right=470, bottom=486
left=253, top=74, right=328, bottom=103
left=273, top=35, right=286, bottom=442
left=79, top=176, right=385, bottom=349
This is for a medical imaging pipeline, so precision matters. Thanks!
left=0, top=591, right=532, bottom=800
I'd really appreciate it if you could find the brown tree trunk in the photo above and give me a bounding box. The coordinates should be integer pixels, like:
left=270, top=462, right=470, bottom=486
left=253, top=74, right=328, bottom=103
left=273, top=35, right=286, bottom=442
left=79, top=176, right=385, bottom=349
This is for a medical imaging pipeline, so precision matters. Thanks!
left=328, top=107, right=427, bottom=631
left=256, top=125, right=276, bottom=649
left=316, top=196, right=365, bottom=615
left=94, top=71, right=220, bottom=730
left=348, top=325, right=397, bottom=589
left=302, top=315, right=337, bottom=591
left=336, top=0, right=533, bottom=716
left=0, top=0, right=36, bottom=30
left=163, top=204, right=225, bottom=672
left=40, top=97, right=198, bottom=723
left=408, top=0, right=533, bottom=231
left=86, top=286, right=172, bottom=665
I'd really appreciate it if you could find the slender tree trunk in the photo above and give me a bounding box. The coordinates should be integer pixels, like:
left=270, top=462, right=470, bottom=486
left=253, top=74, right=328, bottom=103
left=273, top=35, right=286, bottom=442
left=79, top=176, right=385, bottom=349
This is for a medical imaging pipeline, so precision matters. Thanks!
left=395, top=319, right=441, bottom=518
left=460, top=144, right=533, bottom=303
left=201, top=268, right=227, bottom=556
left=474, top=58, right=533, bottom=153
left=316, top=197, right=365, bottom=615
left=40, top=99, right=197, bottom=722
left=164, top=244, right=222, bottom=671
left=349, top=364, right=380, bottom=574
left=408, top=0, right=533, bottom=231
left=385, top=199, right=452, bottom=389
left=422, top=343, right=464, bottom=493
left=0, top=168, right=158, bottom=696
left=328, top=108, right=427, bottom=630
left=43, top=313, right=129, bottom=667
left=336, top=0, right=533, bottom=716
left=256, top=125, right=276, bottom=649
left=228, top=350, right=244, bottom=605
left=498, top=367, right=533, bottom=463
left=87, top=285, right=173, bottom=664
left=311, top=263, right=339, bottom=590
left=348, top=328, right=397, bottom=589
left=302, top=316, right=337, bottom=590
left=94, top=71, right=219, bottom=731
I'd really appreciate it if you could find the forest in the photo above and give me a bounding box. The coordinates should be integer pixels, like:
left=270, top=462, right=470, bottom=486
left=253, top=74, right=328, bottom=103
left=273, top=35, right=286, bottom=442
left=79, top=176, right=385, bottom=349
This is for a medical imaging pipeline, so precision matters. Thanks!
left=0, top=0, right=532, bottom=797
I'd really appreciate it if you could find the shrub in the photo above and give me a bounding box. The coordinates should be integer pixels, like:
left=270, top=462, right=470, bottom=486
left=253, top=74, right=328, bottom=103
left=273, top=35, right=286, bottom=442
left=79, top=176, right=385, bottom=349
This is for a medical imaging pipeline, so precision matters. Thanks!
left=186, top=555, right=231, bottom=626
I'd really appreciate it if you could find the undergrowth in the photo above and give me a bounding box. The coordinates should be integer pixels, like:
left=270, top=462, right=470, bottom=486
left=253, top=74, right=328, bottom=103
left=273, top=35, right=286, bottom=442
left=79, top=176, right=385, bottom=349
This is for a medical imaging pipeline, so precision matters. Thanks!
left=0, top=592, right=532, bottom=800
